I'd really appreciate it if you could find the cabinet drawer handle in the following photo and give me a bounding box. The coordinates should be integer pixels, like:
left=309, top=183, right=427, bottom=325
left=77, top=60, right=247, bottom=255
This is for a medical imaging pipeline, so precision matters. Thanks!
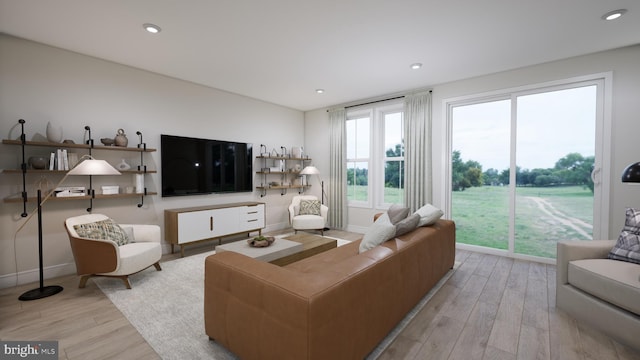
left=210, top=216, right=213, bottom=231
left=247, top=219, right=257, bottom=222
left=247, top=211, right=258, bottom=214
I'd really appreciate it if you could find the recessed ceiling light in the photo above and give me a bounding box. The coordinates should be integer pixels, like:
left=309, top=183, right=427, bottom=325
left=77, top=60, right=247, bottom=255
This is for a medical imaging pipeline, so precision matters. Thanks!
left=410, top=63, right=423, bottom=70
left=143, top=23, right=161, bottom=34
left=315, top=89, right=325, bottom=94
left=601, top=9, right=627, bottom=21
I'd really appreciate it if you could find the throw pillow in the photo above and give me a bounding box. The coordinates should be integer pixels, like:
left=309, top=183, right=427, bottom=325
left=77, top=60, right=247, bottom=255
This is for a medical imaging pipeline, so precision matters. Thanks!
left=74, top=218, right=130, bottom=246
left=395, top=213, right=421, bottom=237
left=415, top=203, right=444, bottom=227
left=608, top=208, right=640, bottom=264
left=299, top=199, right=321, bottom=216
left=359, top=212, right=396, bottom=253
left=387, top=203, right=410, bottom=225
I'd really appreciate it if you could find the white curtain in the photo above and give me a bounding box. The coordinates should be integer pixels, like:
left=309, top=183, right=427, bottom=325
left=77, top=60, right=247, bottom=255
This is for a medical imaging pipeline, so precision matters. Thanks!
left=328, top=108, right=347, bottom=229
left=403, top=91, right=433, bottom=212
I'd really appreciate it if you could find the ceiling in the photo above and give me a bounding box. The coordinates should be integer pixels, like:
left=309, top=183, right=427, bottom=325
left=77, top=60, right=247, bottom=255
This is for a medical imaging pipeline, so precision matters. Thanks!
left=1, top=1, right=638, bottom=111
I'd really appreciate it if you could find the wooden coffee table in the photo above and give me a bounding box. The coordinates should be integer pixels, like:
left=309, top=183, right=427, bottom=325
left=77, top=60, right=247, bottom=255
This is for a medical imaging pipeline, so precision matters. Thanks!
left=269, top=233, right=337, bottom=266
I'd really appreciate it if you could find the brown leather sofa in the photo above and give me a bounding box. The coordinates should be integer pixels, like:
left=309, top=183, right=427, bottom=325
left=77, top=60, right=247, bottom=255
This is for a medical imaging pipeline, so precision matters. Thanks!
left=204, top=219, right=455, bottom=360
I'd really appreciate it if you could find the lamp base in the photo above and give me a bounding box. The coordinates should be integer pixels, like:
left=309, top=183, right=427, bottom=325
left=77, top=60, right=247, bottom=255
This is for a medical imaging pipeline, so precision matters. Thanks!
left=18, top=285, right=63, bottom=301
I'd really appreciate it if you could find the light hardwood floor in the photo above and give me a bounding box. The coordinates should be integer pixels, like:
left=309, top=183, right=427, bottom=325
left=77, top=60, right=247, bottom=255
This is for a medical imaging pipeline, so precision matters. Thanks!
left=1, top=231, right=638, bottom=360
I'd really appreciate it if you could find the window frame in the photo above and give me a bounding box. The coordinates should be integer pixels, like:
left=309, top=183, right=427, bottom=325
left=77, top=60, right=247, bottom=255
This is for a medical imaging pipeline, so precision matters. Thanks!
left=346, top=101, right=405, bottom=209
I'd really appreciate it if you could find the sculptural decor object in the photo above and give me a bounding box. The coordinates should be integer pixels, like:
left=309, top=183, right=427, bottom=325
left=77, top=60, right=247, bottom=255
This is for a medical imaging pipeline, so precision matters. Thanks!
left=114, top=128, right=128, bottom=147
left=46, top=121, right=63, bottom=143
left=247, top=235, right=275, bottom=247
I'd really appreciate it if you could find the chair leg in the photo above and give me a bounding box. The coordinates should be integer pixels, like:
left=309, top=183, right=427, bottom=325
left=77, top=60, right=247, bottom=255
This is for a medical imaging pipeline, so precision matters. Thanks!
left=78, top=275, right=92, bottom=288
left=153, top=262, right=162, bottom=271
left=120, top=276, right=132, bottom=289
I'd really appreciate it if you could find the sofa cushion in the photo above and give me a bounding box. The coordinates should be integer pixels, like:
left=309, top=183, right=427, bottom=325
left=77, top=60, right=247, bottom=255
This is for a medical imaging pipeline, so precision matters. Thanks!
left=568, top=258, right=640, bottom=316
left=609, top=208, right=640, bottom=264
left=73, top=218, right=130, bottom=246
left=359, top=212, right=396, bottom=253
left=414, top=203, right=444, bottom=227
left=395, top=213, right=420, bottom=237
left=387, top=204, right=410, bottom=225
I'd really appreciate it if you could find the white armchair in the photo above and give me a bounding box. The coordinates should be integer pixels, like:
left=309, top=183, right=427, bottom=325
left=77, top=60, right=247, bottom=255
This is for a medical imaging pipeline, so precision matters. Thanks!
left=64, top=213, right=162, bottom=289
left=288, top=195, right=328, bottom=235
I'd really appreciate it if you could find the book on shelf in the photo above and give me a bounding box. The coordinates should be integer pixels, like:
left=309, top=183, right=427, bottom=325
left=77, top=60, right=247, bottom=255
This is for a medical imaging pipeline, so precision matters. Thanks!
left=54, top=186, right=86, bottom=197
left=48, top=149, right=70, bottom=171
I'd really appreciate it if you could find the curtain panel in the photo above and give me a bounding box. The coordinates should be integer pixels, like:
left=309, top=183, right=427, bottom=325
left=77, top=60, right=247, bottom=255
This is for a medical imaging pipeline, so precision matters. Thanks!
left=403, top=91, right=433, bottom=212
left=328, top=108, right=347, bottom=229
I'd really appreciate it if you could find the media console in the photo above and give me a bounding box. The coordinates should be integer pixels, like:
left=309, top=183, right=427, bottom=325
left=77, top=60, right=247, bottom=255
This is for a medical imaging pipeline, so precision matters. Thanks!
left=164, top=202, right=265, bottom=257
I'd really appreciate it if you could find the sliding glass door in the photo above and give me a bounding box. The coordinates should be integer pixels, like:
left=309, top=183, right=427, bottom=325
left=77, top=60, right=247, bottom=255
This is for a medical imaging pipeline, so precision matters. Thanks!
left=449, top=77, right=606, bottom=260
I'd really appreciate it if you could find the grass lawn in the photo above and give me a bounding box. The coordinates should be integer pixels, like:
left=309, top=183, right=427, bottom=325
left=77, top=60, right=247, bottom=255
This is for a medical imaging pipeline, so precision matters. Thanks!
left=453, top=185, right=593, bottom=258
left=348, top=184, right=593, bottom=258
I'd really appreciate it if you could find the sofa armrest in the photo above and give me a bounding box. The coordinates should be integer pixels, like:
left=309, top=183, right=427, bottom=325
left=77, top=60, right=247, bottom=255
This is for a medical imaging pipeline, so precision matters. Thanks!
left=556, top=240, right=616, bottom=285
left=120, top=224, right=161, bottom=243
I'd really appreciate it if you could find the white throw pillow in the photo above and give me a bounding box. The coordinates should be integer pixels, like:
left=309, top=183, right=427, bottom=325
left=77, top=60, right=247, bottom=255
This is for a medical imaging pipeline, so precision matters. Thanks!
left=415, top=204, right=444, bottom=227
left=359, top=212, right=396, bottom=253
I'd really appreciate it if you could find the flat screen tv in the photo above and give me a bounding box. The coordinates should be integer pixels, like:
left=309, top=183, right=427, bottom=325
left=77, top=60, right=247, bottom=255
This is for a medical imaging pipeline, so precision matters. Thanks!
left=161, top=134, right=253, bottom=197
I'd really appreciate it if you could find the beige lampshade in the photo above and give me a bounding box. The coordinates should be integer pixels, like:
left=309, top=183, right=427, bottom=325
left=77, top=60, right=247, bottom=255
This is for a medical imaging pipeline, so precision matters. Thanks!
left=299, top=165, right=320, bottom=175
left=68, top=157, right=121, bottom=176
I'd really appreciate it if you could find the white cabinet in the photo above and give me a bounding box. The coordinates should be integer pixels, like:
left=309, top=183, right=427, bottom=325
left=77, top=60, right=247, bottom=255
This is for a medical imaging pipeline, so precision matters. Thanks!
left=165, top=202, right=265, bottom=257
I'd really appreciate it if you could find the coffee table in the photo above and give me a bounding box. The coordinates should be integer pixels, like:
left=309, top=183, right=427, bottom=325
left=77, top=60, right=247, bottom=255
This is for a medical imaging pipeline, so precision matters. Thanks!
left=269, top=233, right=337, bottom=266
left=215, top=238, right=303, bottom=263
left=214, top=233, right=337, bottom=266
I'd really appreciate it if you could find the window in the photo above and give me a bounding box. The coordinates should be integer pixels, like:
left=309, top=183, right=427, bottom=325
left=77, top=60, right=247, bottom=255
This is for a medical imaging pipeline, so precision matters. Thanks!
left=346, top=102, right=404, bottom=208
left=346, top=112, right=370, bottom=204
left=447, top=75, right=609, bottom=260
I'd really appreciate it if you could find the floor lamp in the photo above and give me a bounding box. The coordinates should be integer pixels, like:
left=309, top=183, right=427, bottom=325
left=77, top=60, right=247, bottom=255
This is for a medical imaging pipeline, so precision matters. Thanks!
left=299, top=165, right=326, bottom=204
left=299, top=165, right=329, bottom=231
left=17, top=155, right=121, bottom=301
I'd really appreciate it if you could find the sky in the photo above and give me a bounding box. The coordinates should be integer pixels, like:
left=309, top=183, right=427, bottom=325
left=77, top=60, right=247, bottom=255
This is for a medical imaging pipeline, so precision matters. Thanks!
left=452, top=85, right=597, bottom=171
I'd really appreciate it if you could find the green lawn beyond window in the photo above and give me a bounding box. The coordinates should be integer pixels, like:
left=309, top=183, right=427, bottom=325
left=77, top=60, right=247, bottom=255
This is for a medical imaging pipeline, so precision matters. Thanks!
left=453, top=186, right=593, bottom=258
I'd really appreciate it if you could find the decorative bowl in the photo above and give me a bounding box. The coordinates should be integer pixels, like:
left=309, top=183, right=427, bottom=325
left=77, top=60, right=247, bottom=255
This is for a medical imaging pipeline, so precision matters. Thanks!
left=247, top=236, right=276, bottom=247
left=28, top=156, right=48, bottom=169
left=100, top=138, right=114, bottom=146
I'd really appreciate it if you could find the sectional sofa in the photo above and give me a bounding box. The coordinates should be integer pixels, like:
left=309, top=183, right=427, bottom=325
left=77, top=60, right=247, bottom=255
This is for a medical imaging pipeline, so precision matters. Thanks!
left=204, top=219, right=455, bottom=359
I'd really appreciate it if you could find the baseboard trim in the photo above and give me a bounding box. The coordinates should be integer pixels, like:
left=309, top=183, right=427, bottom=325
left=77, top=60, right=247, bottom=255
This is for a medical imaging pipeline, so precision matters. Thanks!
left=0, top=262, right=76, bottom=290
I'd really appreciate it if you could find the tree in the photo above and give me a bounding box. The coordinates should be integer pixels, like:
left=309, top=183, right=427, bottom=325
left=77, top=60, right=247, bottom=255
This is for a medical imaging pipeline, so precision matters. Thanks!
left=452, top=150, right=483, bottom=191
left=384, top=144, right=404, bottom=188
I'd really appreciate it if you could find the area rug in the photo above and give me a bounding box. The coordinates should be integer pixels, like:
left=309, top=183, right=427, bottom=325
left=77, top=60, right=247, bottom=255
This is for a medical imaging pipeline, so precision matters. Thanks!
left=95, top=235, right=456, bottom=359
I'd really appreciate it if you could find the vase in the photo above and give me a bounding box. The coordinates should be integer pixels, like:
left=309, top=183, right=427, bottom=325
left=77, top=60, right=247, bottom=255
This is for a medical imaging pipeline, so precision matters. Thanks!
left=46, top=122, right=63, bottom=143
left=117, top=159, right=131, bottom=171
left=28, top=156, right=48, bottom=169
left=114, top=129, right=128, bottom=147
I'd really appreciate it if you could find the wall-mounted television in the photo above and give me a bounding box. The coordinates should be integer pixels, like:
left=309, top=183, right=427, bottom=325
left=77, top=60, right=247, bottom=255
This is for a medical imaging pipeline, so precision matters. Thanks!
left=161, top=134, right=253, bottom=197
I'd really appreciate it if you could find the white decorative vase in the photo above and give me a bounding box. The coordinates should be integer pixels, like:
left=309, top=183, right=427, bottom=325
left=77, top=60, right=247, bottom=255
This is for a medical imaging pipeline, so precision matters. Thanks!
left=46, top=121, right=63, bottom=143
left=134, top=174, right=144, bottom=194
left=117, top=159, right=131, bottom=171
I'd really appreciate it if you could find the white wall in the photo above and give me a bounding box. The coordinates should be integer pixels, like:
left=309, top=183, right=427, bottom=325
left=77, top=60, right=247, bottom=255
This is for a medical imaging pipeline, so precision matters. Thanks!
left=305, top=45, right=640, bottom=236
left=0, top=34, right=305, bottom=286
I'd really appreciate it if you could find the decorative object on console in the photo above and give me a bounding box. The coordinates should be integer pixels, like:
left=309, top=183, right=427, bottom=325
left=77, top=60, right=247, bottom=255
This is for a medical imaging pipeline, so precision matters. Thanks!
left=621, top=161, right=640, bottom=183
left=114, top=128, right=128, bottom=147
left=15, top=155, right=121, bottom=301
left=247, top=235, right=276, bottom=247
left=45, top=121, right=62, bottom=143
